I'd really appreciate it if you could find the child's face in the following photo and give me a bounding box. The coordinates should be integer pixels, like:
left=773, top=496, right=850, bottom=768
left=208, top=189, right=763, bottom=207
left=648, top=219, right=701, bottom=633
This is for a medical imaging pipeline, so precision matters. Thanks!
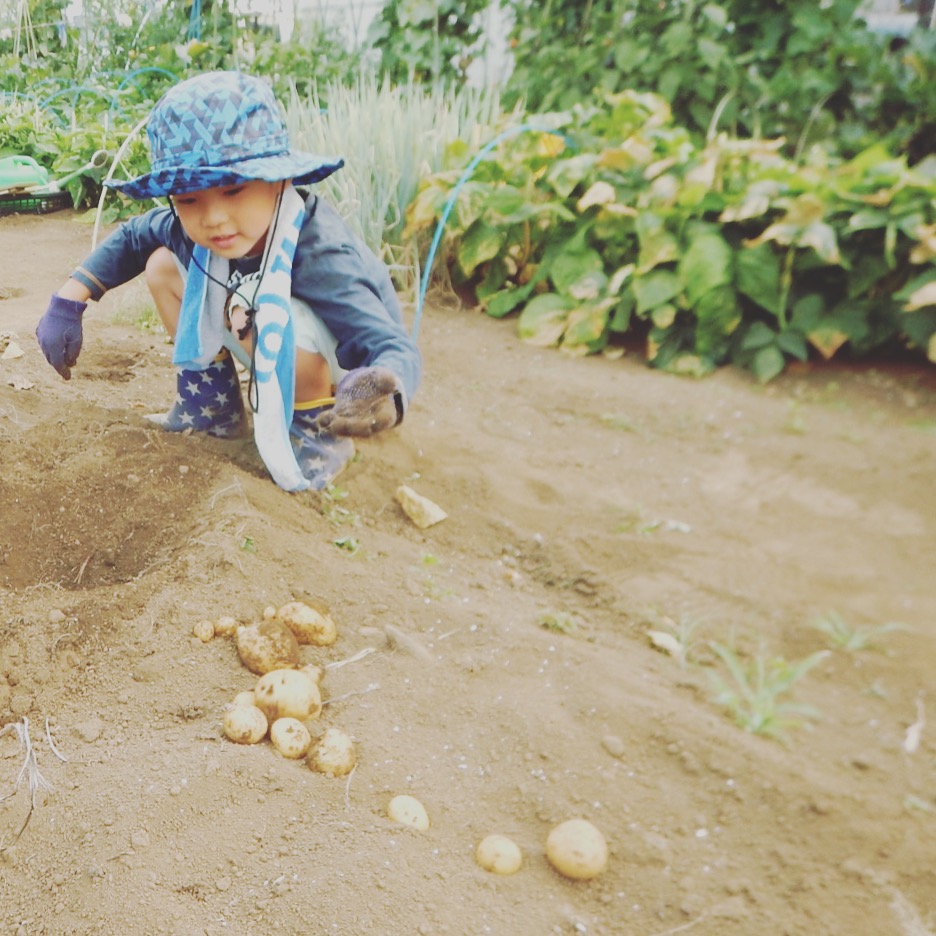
left=172, top=179, right=284, bottom=258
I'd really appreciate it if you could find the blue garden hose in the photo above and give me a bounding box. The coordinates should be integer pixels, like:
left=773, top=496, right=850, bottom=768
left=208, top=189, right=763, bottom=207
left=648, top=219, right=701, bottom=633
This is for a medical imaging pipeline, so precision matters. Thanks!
left=116, top=67, right=178, bottom=93
left=412, top=122, right=569, bottom=341
left=39, top=85, right=116, bottom=112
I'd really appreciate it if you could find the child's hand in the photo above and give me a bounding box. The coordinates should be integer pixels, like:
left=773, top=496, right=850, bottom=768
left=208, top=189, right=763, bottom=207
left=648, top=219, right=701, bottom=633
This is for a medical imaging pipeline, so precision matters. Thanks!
left=36, top=294, right=87, bottom=380
left=317, top=366, right=404, bottom=437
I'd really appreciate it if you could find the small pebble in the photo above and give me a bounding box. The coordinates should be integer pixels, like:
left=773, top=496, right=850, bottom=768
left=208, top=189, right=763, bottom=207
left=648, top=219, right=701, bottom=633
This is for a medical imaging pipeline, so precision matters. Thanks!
left=74, top=719, right=104, bottom=743
left=131, top=829, right=151, bottom=849
left=9, top=690, right=33, bottom=716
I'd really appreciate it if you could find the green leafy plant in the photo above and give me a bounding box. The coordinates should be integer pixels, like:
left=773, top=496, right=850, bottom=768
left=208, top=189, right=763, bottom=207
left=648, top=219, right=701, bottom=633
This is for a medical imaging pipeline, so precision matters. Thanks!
left=539, top=611, right=580, bottom=635
left=320, top=484, right=359, bottom=527
left=366, top=0, right=488, bottom=87
left=109, top=298, right=164, bottom=334
left=811, top=610, right=908, bottom=652
left=407, top=90, right=936, bottom=381
left=708, top=642, right=829, bottom=741
left=285, top=75, right=503, bottom=257
left=503, top=0, right=936, bottom=164
left=333, top=536, right=362, bottom=555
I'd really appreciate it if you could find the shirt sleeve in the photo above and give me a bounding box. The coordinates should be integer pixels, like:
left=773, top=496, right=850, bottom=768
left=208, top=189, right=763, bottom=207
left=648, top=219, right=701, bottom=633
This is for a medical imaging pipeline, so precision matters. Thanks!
left=291, top=197, right=423, bottom=409
left=71, top=207, right=190, bottom=300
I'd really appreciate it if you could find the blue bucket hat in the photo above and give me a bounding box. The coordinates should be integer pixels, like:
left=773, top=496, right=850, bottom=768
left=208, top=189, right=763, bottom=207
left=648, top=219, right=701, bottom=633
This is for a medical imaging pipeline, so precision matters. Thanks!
left=106, top=71, right=343, bottom=200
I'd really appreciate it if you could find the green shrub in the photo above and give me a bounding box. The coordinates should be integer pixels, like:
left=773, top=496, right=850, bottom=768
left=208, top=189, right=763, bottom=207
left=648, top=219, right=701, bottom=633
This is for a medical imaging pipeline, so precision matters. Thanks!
left=504, top=0, right=936, bottom=164
left=406, top=91, right=936, bottom=380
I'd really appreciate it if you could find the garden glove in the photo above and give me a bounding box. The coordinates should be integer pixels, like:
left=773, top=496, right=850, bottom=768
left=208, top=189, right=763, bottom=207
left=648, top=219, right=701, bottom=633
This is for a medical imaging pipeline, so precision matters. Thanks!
left=316, top=366, right=404, bottom=438
left=36, top=293, right=87, bottom=380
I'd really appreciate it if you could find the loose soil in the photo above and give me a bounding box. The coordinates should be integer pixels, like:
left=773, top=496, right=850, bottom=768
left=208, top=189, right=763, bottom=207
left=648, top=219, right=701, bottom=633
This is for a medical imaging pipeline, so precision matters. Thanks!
left=1, top=210, right=935, bottom=936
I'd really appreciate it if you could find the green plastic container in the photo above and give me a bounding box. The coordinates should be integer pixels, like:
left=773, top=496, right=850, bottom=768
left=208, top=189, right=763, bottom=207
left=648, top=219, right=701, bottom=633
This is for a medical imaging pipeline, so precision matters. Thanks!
left=0, top=190, right=72, bottom=215
left=0, top=155, right=49, bottom=192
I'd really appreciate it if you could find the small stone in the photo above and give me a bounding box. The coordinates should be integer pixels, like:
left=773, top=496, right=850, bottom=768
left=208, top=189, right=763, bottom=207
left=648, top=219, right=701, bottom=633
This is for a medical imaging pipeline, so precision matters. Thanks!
left=9, top=690, right=33, bottom=716
left=74, top=718, right=104, bottom=743
left=48, top=609, right=67, bottom=624
left=710, top=896, right=749, bottom=920
left=395, top=485, right=447, bottom=529
left=131, top=829, right=151, bottom=849
left=601, top=735, right=626, bottom=758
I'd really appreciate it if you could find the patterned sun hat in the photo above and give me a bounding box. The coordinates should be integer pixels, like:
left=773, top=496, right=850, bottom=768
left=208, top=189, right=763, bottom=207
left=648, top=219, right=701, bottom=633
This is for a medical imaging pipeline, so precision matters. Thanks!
left=106, top=71, right=343, bottom=199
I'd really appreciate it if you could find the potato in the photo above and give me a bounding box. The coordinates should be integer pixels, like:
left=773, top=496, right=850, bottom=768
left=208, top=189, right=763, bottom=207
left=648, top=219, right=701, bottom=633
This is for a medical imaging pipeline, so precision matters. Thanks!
left=270, top=717, right=312, bottom=759
left=475, top=834, right=523, bottom=875
left=222, top=705, right=267, bottom=744
left=387, top=795, right=430, bottom=831
left=193, top=619, right=215, bottom=642
left=232, top=690, right=256, bottom=708
left=254, top=668, right=322, bottom=722
left=308, top=727, right=356, bottom=777
left=276, top=600, right=337, bottom=647
left=214, top=615, right=239, bottom=638
left=545, top=819, right=608, bottom=880
left=236, top=620, right=300, bottom=675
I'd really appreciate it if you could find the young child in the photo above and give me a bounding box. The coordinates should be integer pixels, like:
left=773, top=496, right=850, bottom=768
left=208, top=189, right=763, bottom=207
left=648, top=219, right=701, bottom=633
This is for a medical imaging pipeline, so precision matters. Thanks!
left=35, top=70, right=421, bottom=493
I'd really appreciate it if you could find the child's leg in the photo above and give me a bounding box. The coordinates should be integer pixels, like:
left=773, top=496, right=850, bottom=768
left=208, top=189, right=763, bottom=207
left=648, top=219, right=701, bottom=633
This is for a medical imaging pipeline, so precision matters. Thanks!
left=295, top=349, right=333, bottom=404
left=143, top=247, right=246, bottom=437
left=228, top=300, right=332, bottom=404
left=144, top=247, right=184, bottom=339
left=288, top=300, right=355, bottom=489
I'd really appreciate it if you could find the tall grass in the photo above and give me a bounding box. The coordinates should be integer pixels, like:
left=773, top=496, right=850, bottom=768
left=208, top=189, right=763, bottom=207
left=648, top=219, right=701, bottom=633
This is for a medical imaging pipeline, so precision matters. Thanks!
left=284, top=76, right=509, bottom=295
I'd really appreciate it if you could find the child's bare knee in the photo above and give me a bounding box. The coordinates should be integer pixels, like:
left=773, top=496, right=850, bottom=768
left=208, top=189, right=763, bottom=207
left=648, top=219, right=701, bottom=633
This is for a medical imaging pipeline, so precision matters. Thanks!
left=145, top=247, right=184, bottom=336
left=145, top=247, right=181, bottom=294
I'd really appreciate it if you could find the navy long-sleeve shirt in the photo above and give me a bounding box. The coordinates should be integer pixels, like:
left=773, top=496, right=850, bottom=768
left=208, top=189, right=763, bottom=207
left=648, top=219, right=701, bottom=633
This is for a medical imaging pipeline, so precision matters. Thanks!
left=72, top=191, right=422, bottom=407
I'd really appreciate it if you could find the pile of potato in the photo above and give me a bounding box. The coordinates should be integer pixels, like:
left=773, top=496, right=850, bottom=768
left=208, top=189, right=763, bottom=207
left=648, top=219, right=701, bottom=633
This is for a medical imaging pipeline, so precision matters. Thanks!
left=196, top=599, right=355, bottom=777
left=363, top=794, right=607, bottom=881
left=196, top=600, right=610, bottom=882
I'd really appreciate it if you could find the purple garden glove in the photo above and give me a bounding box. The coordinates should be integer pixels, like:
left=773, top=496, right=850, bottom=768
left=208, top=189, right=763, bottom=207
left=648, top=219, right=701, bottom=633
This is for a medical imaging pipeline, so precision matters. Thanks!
left=36, top=294, right=87, bottom=380
left=317, top=366, right=404, bottom=438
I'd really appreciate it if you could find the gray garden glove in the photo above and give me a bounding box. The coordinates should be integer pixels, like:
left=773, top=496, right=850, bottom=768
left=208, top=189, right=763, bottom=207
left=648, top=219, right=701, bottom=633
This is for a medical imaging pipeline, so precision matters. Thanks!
left=36, top=294, right=87, bottom=380
left=316, top=366, right=405, bottom=438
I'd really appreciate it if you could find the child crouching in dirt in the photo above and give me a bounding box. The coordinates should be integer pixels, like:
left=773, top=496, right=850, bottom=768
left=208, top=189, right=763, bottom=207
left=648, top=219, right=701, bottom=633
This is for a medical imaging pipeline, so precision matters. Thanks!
left=35, top=70, right=421, bottom=493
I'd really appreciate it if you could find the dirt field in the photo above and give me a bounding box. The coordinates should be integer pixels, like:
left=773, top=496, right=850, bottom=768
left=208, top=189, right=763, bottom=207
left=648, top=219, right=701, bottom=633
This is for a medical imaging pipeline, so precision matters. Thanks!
left=1, top=209, right=935, bottom=936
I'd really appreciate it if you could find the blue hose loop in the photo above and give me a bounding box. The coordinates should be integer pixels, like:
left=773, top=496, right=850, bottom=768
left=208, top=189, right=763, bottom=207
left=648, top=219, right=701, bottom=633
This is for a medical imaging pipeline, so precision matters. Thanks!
left=412, top=123, right=571, bottom=342
left=116, top=67, right=179, bottom=94
left=39, top=86, right=117, bottom=112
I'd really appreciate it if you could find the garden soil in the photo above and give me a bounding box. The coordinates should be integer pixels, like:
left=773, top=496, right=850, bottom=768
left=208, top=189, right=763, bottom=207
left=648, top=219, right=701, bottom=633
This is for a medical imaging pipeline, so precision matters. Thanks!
left=1, top=210, right=935, bottom=936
